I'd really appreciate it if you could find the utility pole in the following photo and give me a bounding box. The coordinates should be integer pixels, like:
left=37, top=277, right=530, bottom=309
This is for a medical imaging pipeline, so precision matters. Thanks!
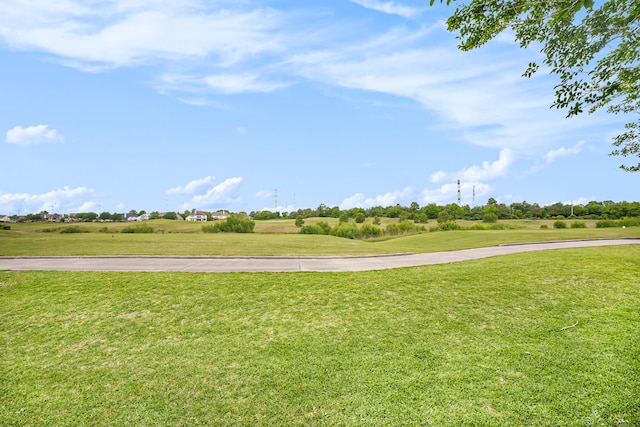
left=457, top=179, right=461, bottom=205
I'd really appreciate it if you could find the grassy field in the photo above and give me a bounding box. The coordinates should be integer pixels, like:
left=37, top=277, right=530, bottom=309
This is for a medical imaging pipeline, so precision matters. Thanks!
left=1, top=245, right=639, bottom=426
left=1, top=219, right=639, bottom=256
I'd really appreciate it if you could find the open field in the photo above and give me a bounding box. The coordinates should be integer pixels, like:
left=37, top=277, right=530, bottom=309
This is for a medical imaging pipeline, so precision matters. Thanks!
left=1, top=219, right=639, bottom=256
left=2, top=246, right=639, bottom=425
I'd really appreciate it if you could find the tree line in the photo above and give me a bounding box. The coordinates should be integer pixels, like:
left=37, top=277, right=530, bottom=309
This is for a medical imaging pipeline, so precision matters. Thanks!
left=252, top=199, right=640, bottom=222
left=7, top=199, right=640, bottom=223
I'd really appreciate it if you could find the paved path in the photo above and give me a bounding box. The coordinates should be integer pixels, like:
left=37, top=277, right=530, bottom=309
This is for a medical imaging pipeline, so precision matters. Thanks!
left=1, top=238, right=638, bottom=273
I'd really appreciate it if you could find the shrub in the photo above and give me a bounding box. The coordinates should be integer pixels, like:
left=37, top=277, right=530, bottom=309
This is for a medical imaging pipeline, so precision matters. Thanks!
left=437, top=221, right=463, bottom=231
left=294, top=217, right=304, bottom=227
left=469, top=223, right=486, bottom=230
left=202, top=217, right=255, bottom=233
left=553, top=220, right=567, bottom=229
left=1, top=224, right=11, bottom=230
left=437, top=211, right=451, bottom=224
left=359, top=222, right=383, bottom=238
left=122, top=224, right=154, bottom=233
left=330, top=222, right=360, bottom=239
left=482, top=213, right=498, bottom=223
left=540, top=224, right=549, bottom=229
left=570, top=221, right=587, bottom=229
left=620, top=217, right=640, bottom=227
left=595, top=220, right=618, bottom=228
left=300, top=221, right=331, bottom=235
left=60, top=226, right=87, bottom=234
left=385, top=220, right=425, bottom=235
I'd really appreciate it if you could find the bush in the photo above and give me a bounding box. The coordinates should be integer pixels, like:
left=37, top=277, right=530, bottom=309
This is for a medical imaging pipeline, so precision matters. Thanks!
left=436, top=221, right=463, bottom=231
left=595, top=220, right=618, bottom=228
left=553, top=220, right=567, bottom=229
left=300, top=221, right=331, bottom=235
left=60, top=226, right=87, bottom=234
left=122, top=224, right=154, bottom=233
left=359, top=222, right=383, bottom=238
left=482, top=213, right=498, bottom=223
left=202, top=217, right=255, bottom=233
left=570, top=221, right=587, bottom=228
left=1, top=224, right=11, bottom=230
left=468, top=223, right=486, bottom=230
left=330, top=222, right=360, bottom=239
left=620, top=217, right=640, bottom=227
left=385, top=220, right=425, bottom=235
left=540, top=224, right=549, bottom=229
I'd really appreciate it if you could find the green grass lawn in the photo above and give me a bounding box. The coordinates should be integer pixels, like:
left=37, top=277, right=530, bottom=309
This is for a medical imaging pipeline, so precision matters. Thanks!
left=1, top=220, right=639, bottom=256
left=2, top=246, right=639, bottom=426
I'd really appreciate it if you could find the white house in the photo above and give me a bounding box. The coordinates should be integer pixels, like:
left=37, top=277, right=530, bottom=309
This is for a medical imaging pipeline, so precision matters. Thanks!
left=211, top=210, right=229, bottom=220
left=186, top=210, right=208, bottom=222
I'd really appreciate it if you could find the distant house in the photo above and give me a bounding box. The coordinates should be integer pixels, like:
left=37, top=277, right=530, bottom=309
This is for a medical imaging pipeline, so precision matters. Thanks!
left=0, top=215, right=11, bottom=223
left=123, top=213, right=138, bottom=222
left=211, top=210, right=229, bottom=220
left=186, top=210, right=208, bottom=222
left=45, top=213, right=63, bottom=222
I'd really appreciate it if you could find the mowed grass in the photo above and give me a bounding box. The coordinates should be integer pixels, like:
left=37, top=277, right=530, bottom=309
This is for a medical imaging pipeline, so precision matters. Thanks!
left=1, top=220, right=639, bottom=256
left=2, top=246, right=639, bottom=426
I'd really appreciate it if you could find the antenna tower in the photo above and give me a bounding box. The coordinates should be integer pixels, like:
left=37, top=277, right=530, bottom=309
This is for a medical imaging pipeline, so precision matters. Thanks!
left=457, top=179, right=461, bottom=205
left=472, top=185, right=476, bottom=206
left=274, top=188, right=279, bottom=213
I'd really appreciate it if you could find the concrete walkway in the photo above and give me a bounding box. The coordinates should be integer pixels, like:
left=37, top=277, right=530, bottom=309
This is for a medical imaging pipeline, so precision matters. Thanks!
left=1, top=238, right=638, bottom=273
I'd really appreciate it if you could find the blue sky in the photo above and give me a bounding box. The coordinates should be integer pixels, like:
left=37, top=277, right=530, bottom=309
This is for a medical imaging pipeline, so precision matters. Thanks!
left=2, top=0, right=639, bottom=215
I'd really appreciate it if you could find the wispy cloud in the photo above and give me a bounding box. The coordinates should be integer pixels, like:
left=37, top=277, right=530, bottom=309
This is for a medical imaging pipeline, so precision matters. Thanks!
left=0, top=3, right=284, bottom=70
left=166, top=176, right=216, bottom=195
left=204, top=73, right=290, bottom=94
left=349, top=0, right=423, bottom=18
left=6, top=124, right=63, bottom=146
left=545, top=141, right=585, bottom=163
left=256, top=190, right=274, bottom=199
left=421, top=149, right=515, bottom=204
left=430, top=148, right=516, bottom=183
left=340, top=187, right=414, bottom=209
left=0, top=186, right=94, bottom=213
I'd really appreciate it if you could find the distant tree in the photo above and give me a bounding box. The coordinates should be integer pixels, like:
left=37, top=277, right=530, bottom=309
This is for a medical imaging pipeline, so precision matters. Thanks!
left=295, top=216, right=304, bottom=227
left=163, top=211, right=177, bottom=220
left=437, top=210, right=451, bottom=224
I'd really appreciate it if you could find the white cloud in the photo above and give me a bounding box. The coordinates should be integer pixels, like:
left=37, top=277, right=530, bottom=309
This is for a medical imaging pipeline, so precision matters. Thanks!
left=189, top=176, right=243, bottom=207
left=256, top=190, right=273, bottom=200
left=545, top=141, right=585, bottom=163
left=166, top=176, right=216, bottom=195
left=340, top=187, right=414, bottom=209
left=6, top=124, right=63, bottom=146
left=0, top=4, right=285, bottom=70
left=204, top=73, right=290, bottom=94
left=420, top=182, right=491, bottom=205
left=0, top=186, right=94, bottom=213
left=350, top=0, right=423, bottom=18
left=430, top=148, right=516, bottom=183
left=76, top=201, right=99, bottom=212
